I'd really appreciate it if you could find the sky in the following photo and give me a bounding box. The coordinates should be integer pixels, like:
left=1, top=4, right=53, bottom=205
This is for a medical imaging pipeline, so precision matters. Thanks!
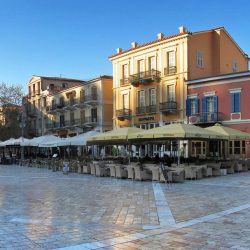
left=0, top=0, right=250, bottom=93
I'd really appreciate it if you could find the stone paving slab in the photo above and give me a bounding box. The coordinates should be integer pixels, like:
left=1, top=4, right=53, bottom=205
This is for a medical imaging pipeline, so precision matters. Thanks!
left=0, top=165, right=250, bottom=249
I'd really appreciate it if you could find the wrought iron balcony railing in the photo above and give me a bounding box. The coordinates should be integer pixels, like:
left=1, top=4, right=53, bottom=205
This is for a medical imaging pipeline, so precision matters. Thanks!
left=85, top=94, right=98, bottom=103
left=188, top=112, right=221, bottom=124
left=85, top=116, right=98, bottom=123
left=146, top=105, right=157, bottom=114
left=160, top=101, right=177, bottom=113
left=129, top=70, right=161, bottom=86
left=120, top=78, right=130, bottom=86
left=116, top=108, right=132, bottom=120
left=136, top=106, right=146, bottom=115
left=164, top=66, right=177, bottom=76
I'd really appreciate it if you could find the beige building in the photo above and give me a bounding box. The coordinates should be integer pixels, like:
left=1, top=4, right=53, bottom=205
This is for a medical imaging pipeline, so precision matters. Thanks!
left=25, top=75, right=113, bottom=137
left=109, top=26, right=248, bottom=130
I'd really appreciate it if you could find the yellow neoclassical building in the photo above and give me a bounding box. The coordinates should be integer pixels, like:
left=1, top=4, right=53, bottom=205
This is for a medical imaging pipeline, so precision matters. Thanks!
left=109, top=26, right=248, bottom=130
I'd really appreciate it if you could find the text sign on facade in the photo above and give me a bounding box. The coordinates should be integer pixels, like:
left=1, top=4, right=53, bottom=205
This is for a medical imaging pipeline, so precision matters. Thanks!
left=138, top=116, right=155, bottom=122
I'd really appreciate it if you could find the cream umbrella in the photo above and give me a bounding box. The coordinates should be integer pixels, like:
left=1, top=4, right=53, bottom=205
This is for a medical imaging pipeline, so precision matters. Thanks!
left=128, top=123, right=227, bottom=140
left=205, top=123, right=250, bottom=140
left=87, top=127, right=145, bottom=145
left=128, top=123, right=227, bottom=165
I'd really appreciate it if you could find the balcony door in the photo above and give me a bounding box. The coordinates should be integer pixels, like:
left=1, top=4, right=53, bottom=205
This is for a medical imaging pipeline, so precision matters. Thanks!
left=138, top=59, right=144, bottom=77
left=202, top=96, right=218, bottom=122
left=122, top=93, right=129, bottom=110
left=149, top=56, right=156, bottom=72
left=91, top=108, right=97, bottom=122
left=167, top=85, right=175, bottom=101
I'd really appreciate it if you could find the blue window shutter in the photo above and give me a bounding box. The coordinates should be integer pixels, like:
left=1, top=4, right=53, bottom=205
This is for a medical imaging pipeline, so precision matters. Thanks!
left=186, top=99, right=191, bottom=116
left=230, top=93, right=235, bottom=113
left=235, top=92, right=240, bottom=112
left=213, top=96, right=218, bottom=112
left=202, top=97, right=207, bottom=113
left=195, top=98, right=199, bottom=114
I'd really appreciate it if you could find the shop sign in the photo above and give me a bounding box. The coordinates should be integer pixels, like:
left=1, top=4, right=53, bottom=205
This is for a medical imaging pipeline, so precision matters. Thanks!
left=138, top=116, right=155, bottom=122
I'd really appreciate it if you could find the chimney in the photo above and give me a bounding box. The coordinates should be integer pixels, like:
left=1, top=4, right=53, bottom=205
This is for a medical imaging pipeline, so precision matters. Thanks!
left=157, top=33, right=164, bottom=40
left=179, top=26, right=187, bottom=33
left=131, top=42, right=138, bottom=48
left=116, top=48, right=122, bottom=54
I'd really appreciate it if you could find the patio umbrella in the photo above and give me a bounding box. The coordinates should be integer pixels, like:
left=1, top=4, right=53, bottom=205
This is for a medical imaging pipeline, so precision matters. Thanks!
left=0, top=137, right=30, bottom=146
left=57, top=130, right=99, bottom=146
left=128, top=123, right=227, bottom=140
left=205, top=123, right=250, bottom=140
left=87, top=127, right=145, bottom=145
left=21, top=135, right=61, bottom=147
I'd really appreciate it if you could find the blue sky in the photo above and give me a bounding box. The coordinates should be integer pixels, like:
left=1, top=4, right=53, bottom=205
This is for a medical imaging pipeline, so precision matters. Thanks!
left=0, top=0, right=249, bottom=92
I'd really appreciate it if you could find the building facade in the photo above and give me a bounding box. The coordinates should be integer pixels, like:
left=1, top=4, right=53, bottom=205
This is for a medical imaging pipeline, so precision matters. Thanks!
left=186, top=71, right=250, bottom=158
left=109, top=26, right=248, bottom=130
left=25, top=75, right=113, bottom=137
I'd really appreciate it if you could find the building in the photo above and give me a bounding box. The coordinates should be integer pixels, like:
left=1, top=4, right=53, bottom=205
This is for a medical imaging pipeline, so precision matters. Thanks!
left=45, top=75, right=113, bottom=137
left=26, top=76, right=86, bottom=137
left=186, top=71, right=250, bottom=158
left=25, top=75, right=113, bottom=138
left=109, top=26, right=248, bottom=130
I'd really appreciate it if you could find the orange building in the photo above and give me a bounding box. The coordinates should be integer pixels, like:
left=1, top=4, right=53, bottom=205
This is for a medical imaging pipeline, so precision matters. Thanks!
left=109, top=26, right=248, bottom=131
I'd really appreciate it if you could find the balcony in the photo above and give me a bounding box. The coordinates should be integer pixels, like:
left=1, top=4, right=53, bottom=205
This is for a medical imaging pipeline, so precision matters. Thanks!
left=116, top=108, right=132, bottom=120
left=188, top=112, right=221, bottom=124
left=46, top=105, right=57, bottom=114
left=160, top=101, right=177, bottom=113
left=84, top=94, right=98, bottom=105
left=120, top=78, right=130, bottom=86
left=136, top=106, right=146, bottom=115
left=74, top=118, right=85, bottom=127
left=64, top=99, right=76, bottom=110
left=130, top=70, right=161, bottom=87
left=164, top=66, right=177, bottom=76
left=84, top=116, right=98, bottom=126
left=146, top=105, right=157, bottom=114
left=74, top=97, right=85, bottom=108
left=46, top=122, right=59, bottom=131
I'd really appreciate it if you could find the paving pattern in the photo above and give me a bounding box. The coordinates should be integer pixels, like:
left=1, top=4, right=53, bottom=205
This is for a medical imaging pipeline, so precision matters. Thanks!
left=0, top=165, right=250, bottom=249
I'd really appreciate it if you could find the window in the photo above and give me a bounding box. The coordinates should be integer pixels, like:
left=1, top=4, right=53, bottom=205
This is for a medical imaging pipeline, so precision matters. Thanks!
left=149, top=56, right=156, bottom=71
left=122, top=93, right=129, bottom=109
left=230, top=92, right=240, bottom=113
left=186, top=98, right=199, bottom=116
left=242, top=141, right=246, bottom=154
left=137, top=90, right=145, bottom=107
left=167, top=51, right=176, bottom=67
left=80, top=89, right=85, bottom=102
left=167, top=85, right=175, bottom=101
left=91, top=108, right=97, bottom=122
left=234, top=141, right=241, bottom=154
left=60, top=115, right=65, bottom=127
left=122, top=64, right=128, bottom=79
left=229, top=140, right=245, bottom=154
left=232, top=59, right=237, bottom=72
left=138, top=60, right=144, bottom=74
left=190, top=99, right=197, bottom=115
left=80, top=109, right=85, bottom=122
left=207, top=97, right=214, bottom=113
left=149, top=89, right=156, bottom=106
left=196, top=50, right=204, bottom=68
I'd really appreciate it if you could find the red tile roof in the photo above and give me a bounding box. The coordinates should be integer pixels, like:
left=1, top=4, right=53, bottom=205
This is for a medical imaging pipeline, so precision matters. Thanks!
left=108, top=31, right=190, bottom=59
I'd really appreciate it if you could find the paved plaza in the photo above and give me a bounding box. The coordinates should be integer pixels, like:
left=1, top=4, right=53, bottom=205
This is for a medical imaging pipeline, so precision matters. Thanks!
left=1, top=165, right=250, bottom=249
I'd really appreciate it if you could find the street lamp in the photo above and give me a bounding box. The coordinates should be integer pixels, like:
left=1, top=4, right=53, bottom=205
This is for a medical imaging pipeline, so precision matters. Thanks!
left=19, top=109, right=26, bottom=166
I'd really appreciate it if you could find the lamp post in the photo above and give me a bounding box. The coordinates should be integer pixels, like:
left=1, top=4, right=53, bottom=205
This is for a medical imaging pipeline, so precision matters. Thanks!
left=19, top=106, right=26, bottom=166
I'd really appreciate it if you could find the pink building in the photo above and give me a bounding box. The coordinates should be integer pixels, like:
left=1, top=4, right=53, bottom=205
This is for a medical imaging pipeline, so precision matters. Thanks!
left=186, top=71, right=250, bottom=158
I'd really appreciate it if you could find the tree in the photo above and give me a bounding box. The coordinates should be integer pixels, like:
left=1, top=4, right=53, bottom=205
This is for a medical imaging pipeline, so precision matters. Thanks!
left=0, top=82, right=24, bottom=141
left=0, top=82, right=23, bottom=106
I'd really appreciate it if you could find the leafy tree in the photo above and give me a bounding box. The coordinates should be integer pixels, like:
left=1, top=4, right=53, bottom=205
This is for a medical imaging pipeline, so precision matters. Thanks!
left=0, top=82, right=24, bottom=141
